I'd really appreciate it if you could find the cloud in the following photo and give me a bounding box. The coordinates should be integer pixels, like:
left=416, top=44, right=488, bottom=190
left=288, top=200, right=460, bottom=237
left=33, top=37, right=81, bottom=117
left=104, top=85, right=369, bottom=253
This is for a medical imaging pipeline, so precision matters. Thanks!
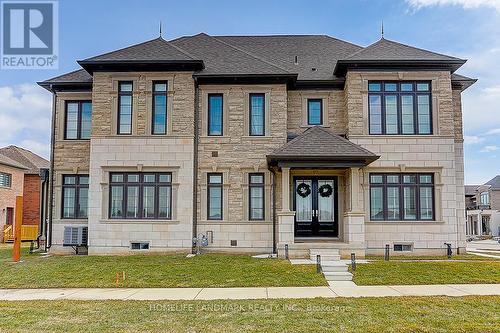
left=480, top=145, right=499, bottom=152
left=407, top=0, right=500, bottom=12
left=0, top=84, right=51, bottom=158
left=464, top=135, right=485, bottom=144
left=484, top=128, right=500, bottom=135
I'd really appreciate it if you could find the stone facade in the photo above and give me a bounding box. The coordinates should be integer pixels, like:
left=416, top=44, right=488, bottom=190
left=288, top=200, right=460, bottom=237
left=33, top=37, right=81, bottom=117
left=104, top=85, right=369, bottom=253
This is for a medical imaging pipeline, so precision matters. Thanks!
left=49, top=67, right=468, bottom=257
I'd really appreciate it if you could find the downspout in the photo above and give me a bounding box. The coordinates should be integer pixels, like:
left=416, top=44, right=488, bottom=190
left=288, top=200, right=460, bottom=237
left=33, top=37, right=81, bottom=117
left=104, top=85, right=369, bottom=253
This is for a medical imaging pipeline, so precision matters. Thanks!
left=46, top=87, right=57, bottom=250
left=36, top=168, right=49, bottom=249
left=269, top=166, right=277, bottom=254
left=191, top=77, right=200, bottom=254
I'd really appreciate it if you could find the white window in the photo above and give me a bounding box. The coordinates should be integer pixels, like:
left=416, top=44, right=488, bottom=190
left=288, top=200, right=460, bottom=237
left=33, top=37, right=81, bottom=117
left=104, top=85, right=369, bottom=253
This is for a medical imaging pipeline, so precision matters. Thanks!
left=480, top=192, right=490, bottom=205
left=0, top=172, right=12, bottom=188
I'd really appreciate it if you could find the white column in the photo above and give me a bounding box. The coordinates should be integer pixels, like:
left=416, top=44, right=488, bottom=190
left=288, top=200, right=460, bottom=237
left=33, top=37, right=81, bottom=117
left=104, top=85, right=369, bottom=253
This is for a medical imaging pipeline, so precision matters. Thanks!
left=281, top=167, right=290, bottom=212
left=477, top=212, right=482, bottom=236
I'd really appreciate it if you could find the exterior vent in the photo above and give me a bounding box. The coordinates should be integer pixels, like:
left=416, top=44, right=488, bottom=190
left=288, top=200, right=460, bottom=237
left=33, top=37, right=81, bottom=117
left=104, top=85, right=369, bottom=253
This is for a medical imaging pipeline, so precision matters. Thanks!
left=63, top=226, right=88, bottom=246
left=230, top=240, right=237, bottom=247
left=394, top=243, right=413, bottom=252
left=212, top=151, right=218, bottom=157
left=131, top=242, right=150, bottom=250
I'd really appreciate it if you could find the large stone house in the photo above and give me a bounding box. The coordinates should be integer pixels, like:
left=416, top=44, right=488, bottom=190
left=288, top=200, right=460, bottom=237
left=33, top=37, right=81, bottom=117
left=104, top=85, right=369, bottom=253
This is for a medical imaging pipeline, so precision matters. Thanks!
left=465, top=175, right=500, bottom=237
left=39, top=33, right=475, bottom=257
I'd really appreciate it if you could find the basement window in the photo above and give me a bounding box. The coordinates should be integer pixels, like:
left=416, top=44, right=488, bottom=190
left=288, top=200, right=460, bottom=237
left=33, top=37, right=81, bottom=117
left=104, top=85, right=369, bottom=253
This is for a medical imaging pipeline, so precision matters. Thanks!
left=131, top=242, right=150, bottom=250
left=393, top=243, right=413, bottom=252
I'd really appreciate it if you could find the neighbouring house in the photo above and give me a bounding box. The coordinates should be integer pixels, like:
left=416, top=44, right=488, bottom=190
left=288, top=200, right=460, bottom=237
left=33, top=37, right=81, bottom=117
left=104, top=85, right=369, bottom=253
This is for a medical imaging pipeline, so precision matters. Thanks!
left=0, top=146, right=50, bottom=243
left=38, top=33, right=476, bottom=257
left=466, top=175, right=500, bottom=237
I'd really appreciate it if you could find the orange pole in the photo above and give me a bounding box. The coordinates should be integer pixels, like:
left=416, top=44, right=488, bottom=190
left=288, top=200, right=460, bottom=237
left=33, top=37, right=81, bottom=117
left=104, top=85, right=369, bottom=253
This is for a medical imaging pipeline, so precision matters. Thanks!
left=12, top=196, right=23, bottom=262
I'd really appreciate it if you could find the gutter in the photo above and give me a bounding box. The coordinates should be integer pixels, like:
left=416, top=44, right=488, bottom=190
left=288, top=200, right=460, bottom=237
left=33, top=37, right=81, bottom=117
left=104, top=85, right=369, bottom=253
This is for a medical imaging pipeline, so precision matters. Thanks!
left=268, top=166, right=277, bottom=254
left=191, top=77, right=200, bottom=253
left=46, top=87, right=57, bottom=250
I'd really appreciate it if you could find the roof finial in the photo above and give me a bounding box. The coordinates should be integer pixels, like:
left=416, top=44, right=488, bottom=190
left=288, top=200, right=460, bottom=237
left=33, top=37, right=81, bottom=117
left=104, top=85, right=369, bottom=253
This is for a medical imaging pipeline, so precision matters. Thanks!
left=381, top=20, right=384, bottom=39
left=159, top=21, right=162, bottom=38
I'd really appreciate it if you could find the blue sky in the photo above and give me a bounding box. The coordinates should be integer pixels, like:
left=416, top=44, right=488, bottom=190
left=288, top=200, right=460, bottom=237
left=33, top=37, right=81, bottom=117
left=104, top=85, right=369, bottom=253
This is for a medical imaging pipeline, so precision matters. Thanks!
left=0, top=0, right=499, bottom=184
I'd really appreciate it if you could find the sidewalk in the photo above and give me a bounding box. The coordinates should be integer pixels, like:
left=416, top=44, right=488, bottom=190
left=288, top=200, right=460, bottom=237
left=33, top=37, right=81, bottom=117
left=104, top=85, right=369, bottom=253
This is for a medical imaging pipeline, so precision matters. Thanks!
left=1, top=283, right=499, bottom=301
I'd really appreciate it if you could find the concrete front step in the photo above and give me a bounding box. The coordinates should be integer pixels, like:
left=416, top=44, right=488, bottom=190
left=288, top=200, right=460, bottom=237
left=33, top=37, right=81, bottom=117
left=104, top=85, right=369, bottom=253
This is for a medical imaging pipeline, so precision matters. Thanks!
left=323, top=271, right=353, bottom=281
left=310, top=254, right=341, bottom=262
left=321, top=264, right=349, bottom=273
left=310, top=248, right=340, bottom=255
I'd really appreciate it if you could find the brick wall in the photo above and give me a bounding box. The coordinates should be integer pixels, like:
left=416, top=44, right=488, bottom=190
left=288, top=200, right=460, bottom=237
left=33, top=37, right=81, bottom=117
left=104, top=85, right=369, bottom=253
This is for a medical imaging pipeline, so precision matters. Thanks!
left=22, top=174, right=40, bottom=225
left=0, top=165, right=24, bottom=242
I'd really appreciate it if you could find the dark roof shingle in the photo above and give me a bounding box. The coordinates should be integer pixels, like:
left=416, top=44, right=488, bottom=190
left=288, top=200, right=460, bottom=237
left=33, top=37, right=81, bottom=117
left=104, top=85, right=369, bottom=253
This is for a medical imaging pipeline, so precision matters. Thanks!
left=268, top=126, right=378, bottom=159
left=485, top=175, right=500, bottom=190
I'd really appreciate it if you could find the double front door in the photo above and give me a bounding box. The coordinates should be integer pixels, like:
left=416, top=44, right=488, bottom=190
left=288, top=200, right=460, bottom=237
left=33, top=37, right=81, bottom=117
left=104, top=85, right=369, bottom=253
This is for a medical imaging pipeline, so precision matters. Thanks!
left=294, top=177, right=337, bottom=237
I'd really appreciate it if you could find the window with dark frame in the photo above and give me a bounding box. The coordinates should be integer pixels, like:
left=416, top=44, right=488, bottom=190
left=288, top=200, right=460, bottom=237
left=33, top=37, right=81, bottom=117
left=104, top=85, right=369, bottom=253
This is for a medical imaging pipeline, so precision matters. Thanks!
left=118, top=81, right=133, bottom=135
left=480, top=192, right=490, bottom=205
left=152, top=81, right=168, bottom=135
left=370, top=173, right=434, bottom=221
left=207, top=173, right=223, bottom=220
left=249, top=173, right=265, bottom=220
left=208, top=94, right=223, bottom=136
left=249, top=93, right=265, bottom=136
left=109, top=172, right=172, bottom=220
left=368, top=81, right=432, bottom=135
left=65, top=101, right=92, bottom=140
left=62, top=175, right=89, bottom=219
left=307, top=99, right=323, bottom=125
left=0, top=172, right=12, bottom=188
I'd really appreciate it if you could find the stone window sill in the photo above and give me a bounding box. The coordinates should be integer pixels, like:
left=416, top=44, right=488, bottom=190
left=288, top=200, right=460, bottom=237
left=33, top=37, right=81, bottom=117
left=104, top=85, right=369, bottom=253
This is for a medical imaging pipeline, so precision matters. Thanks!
left=199, top=220, right=272, bottom=225
left=101, top=219, right=180, bottom=224
left=300, top=125, right=330, bottom=128
left=241, top=136, right=274, bottom=140
left=367, top=220, right=445, bottom=224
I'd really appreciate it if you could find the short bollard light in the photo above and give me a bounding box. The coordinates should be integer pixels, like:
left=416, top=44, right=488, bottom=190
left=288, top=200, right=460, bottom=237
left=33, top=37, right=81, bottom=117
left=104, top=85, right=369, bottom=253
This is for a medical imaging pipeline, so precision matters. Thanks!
left=351, top=252, right=356, bottom=271
left=444, top=243, right=453, bottom=258
left=385, top=244, right=390, bottom=261
left=285, top=244, right=289, bottom=260
left=316, top=254, right=322, bottom=273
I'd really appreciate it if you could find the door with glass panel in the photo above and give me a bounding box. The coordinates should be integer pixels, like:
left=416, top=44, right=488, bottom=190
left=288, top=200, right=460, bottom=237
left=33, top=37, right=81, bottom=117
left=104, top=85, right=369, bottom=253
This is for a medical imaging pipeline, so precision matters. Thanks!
left=294, top=177, right=337, bottom=237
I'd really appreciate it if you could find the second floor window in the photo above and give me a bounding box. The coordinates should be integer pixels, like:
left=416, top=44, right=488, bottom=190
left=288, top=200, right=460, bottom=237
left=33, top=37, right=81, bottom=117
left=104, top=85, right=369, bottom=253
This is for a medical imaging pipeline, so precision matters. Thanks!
left=249, top=93, right=265, bottom=136
left=368, top=81, right=432, bottom=135
left=118, top=81, right=133, bottom=135
left=152, top=81, right=168, bottom=134
left=109, top=172, right=172, bottom=220
left=207, top=173, right=223, bottom=220
left=65, top=101, right=92, bottom=139
left=480, top=192, right=490, bottom=205
left=208, top=94, right=223, bottom=136
left=307, top=99, right=323, bottom=125
left=62, top=175, right=89, bottom=219
left=0, top=172, right=12, bottom=187
left=370, top=173, right=434, bottom=221
left=249, top=173, right=265, bottom=220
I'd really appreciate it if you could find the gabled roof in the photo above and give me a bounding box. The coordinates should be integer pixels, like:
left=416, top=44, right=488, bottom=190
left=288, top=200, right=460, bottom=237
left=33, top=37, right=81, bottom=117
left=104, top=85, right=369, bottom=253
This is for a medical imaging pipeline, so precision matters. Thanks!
left=77, top=37, right=204, bottom=74
left=170, top=33, right=293, bottom=77
left=0, top=145, right=49, bottom=174
left=465, top=185, right=479, bottom=196
left=335, top=38, right=466, bottom=75
left=80, top=37, right=197, bottom=62
left=0, top=154, right=28, bottom=170
left=212, top=35, right=362, bottom=81
left=267, top=126, right=379, bottom=167
left=485, top=175, right=500, bottom=190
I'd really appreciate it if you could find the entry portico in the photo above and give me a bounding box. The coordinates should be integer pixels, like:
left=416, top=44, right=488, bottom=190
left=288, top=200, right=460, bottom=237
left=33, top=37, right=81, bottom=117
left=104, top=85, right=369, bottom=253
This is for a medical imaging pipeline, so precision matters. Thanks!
left=267, top=127, right=379, bottom=258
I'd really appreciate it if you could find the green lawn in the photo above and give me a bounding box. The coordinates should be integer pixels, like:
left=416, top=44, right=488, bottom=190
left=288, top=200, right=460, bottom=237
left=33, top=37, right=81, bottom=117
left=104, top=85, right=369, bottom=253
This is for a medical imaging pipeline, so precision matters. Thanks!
left=0, top=245, right=325, bottom=288
left=1, top=297, right=499, bottom=333
left=366, top=254, right=500, bottom=261
left=352, top=260, right=500, bottom=285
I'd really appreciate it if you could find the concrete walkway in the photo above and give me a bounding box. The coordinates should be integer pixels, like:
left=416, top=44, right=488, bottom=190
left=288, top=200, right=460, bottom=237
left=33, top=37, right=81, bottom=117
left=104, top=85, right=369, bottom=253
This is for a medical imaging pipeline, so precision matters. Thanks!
left=1, top=283, right=499, bottom=301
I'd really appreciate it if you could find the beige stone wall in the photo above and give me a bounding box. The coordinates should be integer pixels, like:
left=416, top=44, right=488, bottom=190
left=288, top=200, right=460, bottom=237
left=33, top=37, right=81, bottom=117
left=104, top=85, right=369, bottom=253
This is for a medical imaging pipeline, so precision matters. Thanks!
left=287, top=90, right=346, bottom=135
left=346, top=71, right=454, bottom=136
left=0, top=165, right=24, bottom=242
left=50, top=71, right=196, bottom=254
left=91, top=72, right=194, bottom=137
left=196, top=84, right=287, bottom=251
